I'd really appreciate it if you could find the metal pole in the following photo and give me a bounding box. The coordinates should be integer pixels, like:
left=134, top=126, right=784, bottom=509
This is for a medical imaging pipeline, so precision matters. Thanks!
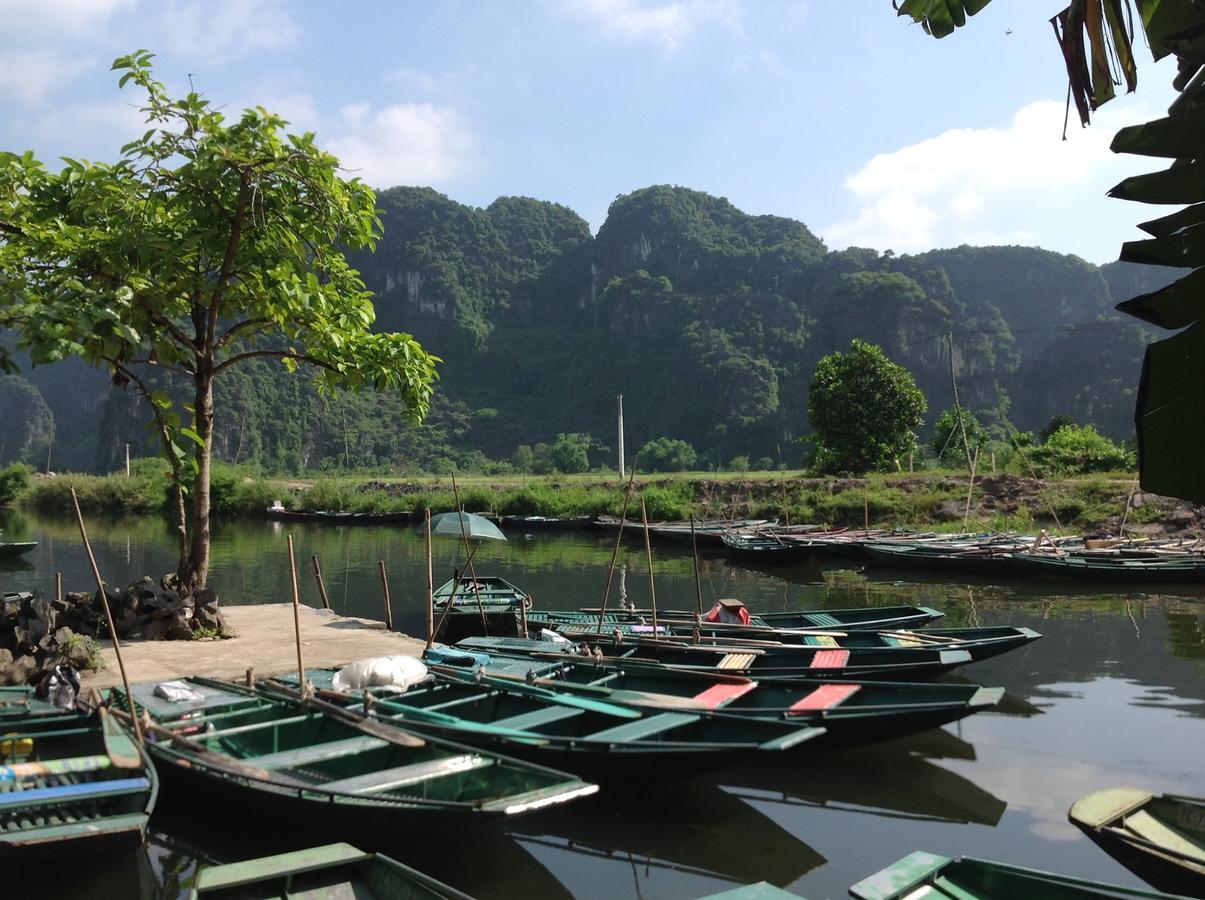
left=617, top=394, right=625, bottom=479
left=690, top=516, right=703, bottom=614
left=425, top=509, right=434, bottom=645
left=286, top=535, right=307, bottom=697
left=450, top=472, right=487, bottom=633
left=378, top=560, right=394, bottom=631
left=71, top=488, right=142, bottom=744
left=311, top=555, right=331, bottom=610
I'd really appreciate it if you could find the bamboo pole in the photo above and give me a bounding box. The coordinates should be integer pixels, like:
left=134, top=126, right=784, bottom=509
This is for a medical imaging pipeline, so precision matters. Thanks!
left=451, top=472, right=488, bottom=634
left=70, top=488, right=142, bottom=744
left=377, top=560, right=394, bottom=631
left=428, top=542, right=482, bottom=649
left=425, top=509, right=434, bottom=645
left=286, top=534, right=307, bottom=698
left=54, top=572, right=62, bottom=606
left=641, top=496, right=658, bottom=632
left=311, top=555, right=331, bottom=611
left=597, top=458, right=640, bottom=634
left=690, top=516, right=704, bottom=615
left=962, top=446, right=981, bottom=529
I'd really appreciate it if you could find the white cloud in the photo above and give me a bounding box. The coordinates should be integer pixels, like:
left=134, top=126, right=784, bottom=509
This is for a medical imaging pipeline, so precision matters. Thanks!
left=0, top=0, right=135, bottom=39
left=823, top=99, right=1168, bottom=263
left=156, top=0, right=298, bottom=65
left=9, top=98, right=146, bottom=161
left=325, top=102, right=477, bottom=189
left=559, top=0, right=741, bottom=51
left=0, top=49, right=94, bottom=105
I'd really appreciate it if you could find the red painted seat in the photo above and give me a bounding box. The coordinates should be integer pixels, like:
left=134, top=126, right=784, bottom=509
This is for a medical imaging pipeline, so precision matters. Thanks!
left=692, top=681, right=757, bottom=709
left=787, top=683, right=861, bottom=713
left=809, top=648, right=851, bottom=669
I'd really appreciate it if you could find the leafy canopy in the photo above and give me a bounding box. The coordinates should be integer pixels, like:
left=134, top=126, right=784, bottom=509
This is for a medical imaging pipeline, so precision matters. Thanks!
left=0, top=50, right=439, bottom=585
left=638, top=437, right=699, bottom=473
left=808, top=339, right=927, bottom=474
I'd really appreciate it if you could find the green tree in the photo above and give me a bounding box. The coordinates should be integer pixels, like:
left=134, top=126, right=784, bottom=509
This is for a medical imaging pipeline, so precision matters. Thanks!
left=550, top=432, right=591, bottom=474
left=1040, top=415, right=1078, bottom=444
left=1031, top=424, right=1132, bottom=474
left=807, top=339, right=927, bottom=474
left=638, top=437, right=698, bottom=472
left=0, top=51, right=439, bottom=590
left=930, top=406, right=987, bottom=465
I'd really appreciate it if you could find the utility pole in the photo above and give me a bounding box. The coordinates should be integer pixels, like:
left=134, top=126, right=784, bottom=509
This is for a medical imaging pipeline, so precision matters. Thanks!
left=617, top=394, right=625, bottom=478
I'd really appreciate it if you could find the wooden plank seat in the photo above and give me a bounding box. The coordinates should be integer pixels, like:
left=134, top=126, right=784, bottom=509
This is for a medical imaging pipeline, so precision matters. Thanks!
left=320, top=754, right=494, bottom=795
left=1124, top=810, right=1205, bottom=862
left=245, top=736, right=387, bottom=770
left=803, top=613, right=841, bottom=627
left=586, top=711, right=699, bottom=742
left=787, top=684, right=861, bottom=714
left=805, top=635, right=840, bottom=648
left=491, top=706, right=586, bottom=731
left=809, top=649, right=851, bottom=669
left=0, top=777, right=150, bottom=810
left=693, top=681, right=757, bottom=709
left=717, top=653, right=757, bottom=670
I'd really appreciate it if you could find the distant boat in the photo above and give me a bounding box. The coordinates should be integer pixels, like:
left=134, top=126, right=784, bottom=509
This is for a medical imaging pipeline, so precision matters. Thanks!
left=1018, top=551, right=1205, bottom=583
left=263, top=502, right=412, bottom=524
left=1069, top=787, right=1205, bottom=897
left=188, top=842, right=474, bottom=899
left=850, top=850, right=1179, bottom=899
left=0, top=540, right=37, bottom=560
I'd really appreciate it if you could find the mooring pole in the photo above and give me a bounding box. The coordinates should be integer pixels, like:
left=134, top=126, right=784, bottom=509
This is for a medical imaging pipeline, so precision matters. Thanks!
left=311, top=555, right=331, bottom=611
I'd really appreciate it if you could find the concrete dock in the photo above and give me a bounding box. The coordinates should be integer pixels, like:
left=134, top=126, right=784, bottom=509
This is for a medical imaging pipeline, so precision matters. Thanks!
left=82, top=603, right=426, bottom=689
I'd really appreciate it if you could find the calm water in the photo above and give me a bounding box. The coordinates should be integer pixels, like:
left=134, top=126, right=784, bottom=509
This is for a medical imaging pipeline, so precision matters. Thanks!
left=2, top=508, right=1204, bottom=899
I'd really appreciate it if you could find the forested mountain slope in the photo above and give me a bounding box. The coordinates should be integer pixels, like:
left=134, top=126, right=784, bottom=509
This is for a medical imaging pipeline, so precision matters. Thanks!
left=0, top=185, right=1172, bottom=473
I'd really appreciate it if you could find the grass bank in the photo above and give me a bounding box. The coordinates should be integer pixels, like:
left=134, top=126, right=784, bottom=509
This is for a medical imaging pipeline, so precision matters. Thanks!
left=11, top=463, right=1183, bottom=536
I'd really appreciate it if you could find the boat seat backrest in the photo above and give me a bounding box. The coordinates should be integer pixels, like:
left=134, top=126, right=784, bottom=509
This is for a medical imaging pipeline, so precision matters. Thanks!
left=491, top=706, right=586, bottom=731
left=319, top=753, right=493, bottom=795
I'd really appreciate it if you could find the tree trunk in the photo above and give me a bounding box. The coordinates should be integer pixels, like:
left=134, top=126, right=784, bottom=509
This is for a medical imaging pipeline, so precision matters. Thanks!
left=185, top=366, right=215, bottom=591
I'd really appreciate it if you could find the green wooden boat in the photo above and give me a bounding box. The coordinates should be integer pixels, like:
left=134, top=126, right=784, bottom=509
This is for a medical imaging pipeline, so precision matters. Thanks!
left=537, top=603, right=946, bottom=635
left=0, top=540, right=37, bottom=560
left=433, top=576, right=532, bottom=642
left=720, top=531, right=816, bottom=564
left=188, top=842, right=474, bottom=899
left=1069, top=788, right=1205, bottom=897
left=432, top=646, right=1004, bottom=747
left=699, top=883, right=806, bottom=898
left=261, top=666, right=827, bottom=785
left=849, top=850, right=1186, bottom=899
left=111, top=676, right=597, bottom=836
left=0, top=705, right=157, bottom=856
left=1018, top=552, right=1205, bottom=583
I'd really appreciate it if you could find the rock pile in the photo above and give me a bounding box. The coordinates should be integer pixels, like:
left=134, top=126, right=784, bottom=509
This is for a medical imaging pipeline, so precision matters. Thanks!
left=0, top=576, right=228, bottom=686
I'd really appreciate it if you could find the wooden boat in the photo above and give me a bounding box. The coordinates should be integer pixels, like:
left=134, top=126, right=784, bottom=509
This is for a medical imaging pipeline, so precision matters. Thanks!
left=0, top=705, right=157, bottom=856
left=1018, top=552, right=1205, bottom=583
left=863, top=541, right=1036, bottom=575
left=432, top=648, right=1004, bottom=746
left=261, top=667, right=827, bottom=785
left=432, top=576, right=531, bottom=642
left=720, top=531, right=816, bottom=564
left=111, top=676, right=598, bottom=834
left=188, top=841, right=473, bottom=899
left=568, top=603, right=946, bottom=633
left=496, top=623, right=1040, bottom=681
left=698, top=883, right=805, bottom=898
left=0, top=540, right=37, bottom=560
left=263, top=504, right=412, bottom=525
left=592, top=516, right=776, bottom=546
left=850, top=850, right=1183, bottom=899
left=499, top=514, right=594, bottom=531
left=1069, top=788, right=1205, bottom=896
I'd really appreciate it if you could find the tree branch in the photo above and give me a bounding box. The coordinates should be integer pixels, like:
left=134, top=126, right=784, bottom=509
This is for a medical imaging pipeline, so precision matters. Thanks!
left=213, top=348, right=338, bottom=376
left=215, top=317, right=273, bottom=350
left=206, top=170, right=251, bottom=352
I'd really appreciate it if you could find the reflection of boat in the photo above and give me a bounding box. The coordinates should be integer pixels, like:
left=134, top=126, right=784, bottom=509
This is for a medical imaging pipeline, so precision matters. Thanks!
left=188, top=842, right=473, bottom=899
left=506, top=775, right=826, bottom=889
left=850, top=850, right=1178, bottom=899
left=1069, top=788, right=1205, bottom=897
left=718, top=743, right=1007, bottom=827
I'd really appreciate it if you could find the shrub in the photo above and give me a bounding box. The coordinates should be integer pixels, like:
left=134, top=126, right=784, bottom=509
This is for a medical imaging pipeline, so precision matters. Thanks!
left=0, top=463, right=33, bottom=505
left=1032, top=425, right=1132, bottom=474
left=638, top=437, right=698, bottom=473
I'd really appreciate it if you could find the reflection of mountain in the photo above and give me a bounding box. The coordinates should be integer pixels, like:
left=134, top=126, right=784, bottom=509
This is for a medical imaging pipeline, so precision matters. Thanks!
left=504, top=777, right=824, bottom=890
left=717, top=742, right=1007, bottom=827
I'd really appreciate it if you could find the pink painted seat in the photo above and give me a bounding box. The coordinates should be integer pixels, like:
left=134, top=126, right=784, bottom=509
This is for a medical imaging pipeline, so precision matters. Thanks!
left=787, top=683, right=861, bottom=714
left=692, top=681, right=757, bottom=710
left=809, top=648, right=851, bottom=669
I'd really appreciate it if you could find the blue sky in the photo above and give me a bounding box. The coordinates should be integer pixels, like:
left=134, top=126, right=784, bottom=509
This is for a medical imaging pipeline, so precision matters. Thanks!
left=0, top=1, right=1181, bottom=264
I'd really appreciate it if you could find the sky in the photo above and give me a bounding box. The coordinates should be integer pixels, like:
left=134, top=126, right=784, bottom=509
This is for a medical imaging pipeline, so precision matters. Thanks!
left=0, top=0, right=1183, bottom=264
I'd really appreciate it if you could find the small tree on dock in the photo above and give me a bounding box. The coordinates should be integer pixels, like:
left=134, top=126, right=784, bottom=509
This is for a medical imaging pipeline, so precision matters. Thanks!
left=0, top=51, right=440, bottom=591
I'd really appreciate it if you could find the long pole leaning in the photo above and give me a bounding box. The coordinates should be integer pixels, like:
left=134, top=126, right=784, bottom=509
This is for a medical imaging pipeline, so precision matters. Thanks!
left=286, top=535, right=307, bottom=698
left=311, top=555, right=331, bottom=611
left=597, top=458, right=639, bottom=634
left=425, top=509, right=434, bottom=646
left=377, top=561, right=394, bottom=631
left=690, top=516, right=704, bottom=615
left=71, top=487, right=142, bottom=744
left=451, top=472, right=488, bottom=633
left=641, top=496, right=658, bottom=632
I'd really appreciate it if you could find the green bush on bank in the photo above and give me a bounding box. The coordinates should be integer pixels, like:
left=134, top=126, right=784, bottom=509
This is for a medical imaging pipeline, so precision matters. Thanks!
left=0, top=463, right=33, bottom=506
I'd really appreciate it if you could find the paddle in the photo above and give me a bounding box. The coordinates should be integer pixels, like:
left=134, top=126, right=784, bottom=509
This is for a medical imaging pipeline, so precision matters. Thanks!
left=427, top=665, right=644, bottom=719
left=99, top=706, right=143, bottom=770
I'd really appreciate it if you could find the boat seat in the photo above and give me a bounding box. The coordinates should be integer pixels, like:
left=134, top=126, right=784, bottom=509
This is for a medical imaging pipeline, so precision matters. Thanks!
left=1124, top=810, right=1205, bottom=862
left=805, top=635, right=840, bottom=648
left=804, top=613, right=841, bottom=627
left=246, top=736, right=387, bottom=770
left=809, top=649, right=851, bottom=669
left=0, top=777, right=150, bottom=811
left=885, top=634, right=923, bottom=647
left=320, top=753, right=494, bottom=795
left=491, top=706, right=586, bottom=731
left=787, top=684, right=860, bottom=714
left=693, top=682, right=757, bottom=709
left=716, top=653, right=757, bottom=670
left=586, top=711, right=698, bottom=742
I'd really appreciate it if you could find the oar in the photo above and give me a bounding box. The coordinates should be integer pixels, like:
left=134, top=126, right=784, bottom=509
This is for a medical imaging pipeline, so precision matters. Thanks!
left=428, top=665, right=644, bottom=719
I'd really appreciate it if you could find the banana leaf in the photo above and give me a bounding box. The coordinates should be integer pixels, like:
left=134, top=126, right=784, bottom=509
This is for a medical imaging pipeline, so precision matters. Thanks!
left=1134, top=319, right=1205, bottom=502
left=1111, top=111, right=1205, bottom=157
left=1119, top=225, right=1205, bottom=267
left=1109, top=158, right=1205, bottom=204
left=1138, top=202, right=1205, bottom=238
left=893, top=0, right=991, bottom=38
left=1116, top=266, right=1205, bottom=327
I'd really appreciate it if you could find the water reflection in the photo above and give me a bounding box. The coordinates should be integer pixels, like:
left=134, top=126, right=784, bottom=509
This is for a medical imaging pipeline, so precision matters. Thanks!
left=2, top=511, right=1204, bottom=899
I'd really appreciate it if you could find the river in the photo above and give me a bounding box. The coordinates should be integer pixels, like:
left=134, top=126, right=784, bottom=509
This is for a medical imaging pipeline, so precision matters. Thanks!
left=2, top=507, right=1203, bottom=899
